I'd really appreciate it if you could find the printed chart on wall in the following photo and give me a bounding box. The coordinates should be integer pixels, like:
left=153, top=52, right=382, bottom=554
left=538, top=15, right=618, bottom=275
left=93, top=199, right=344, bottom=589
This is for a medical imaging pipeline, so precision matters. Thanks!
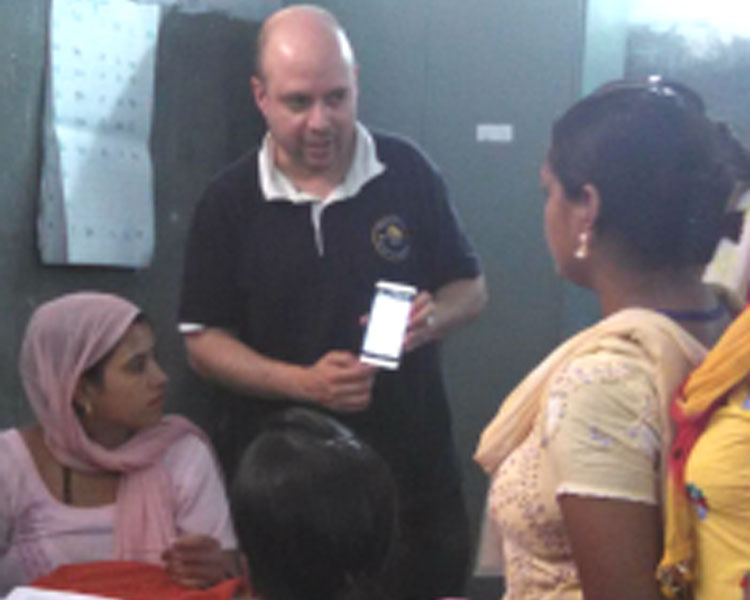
left=39, top=0, right=160, bottom=267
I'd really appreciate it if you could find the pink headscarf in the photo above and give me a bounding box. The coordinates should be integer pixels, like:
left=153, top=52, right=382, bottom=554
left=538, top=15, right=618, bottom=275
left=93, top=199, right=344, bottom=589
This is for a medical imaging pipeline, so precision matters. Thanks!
left=19, top=291, right=205, bottom=562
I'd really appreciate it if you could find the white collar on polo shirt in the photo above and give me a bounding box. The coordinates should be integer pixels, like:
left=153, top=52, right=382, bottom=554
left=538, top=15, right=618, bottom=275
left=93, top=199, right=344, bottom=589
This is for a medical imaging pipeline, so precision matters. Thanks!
left=258, top=122, right=386, bottom=205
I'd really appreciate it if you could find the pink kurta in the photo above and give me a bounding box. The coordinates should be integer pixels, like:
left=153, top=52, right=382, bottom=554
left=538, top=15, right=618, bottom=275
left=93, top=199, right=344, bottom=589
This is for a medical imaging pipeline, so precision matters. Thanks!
left=0, top=429, right=237, bottom=594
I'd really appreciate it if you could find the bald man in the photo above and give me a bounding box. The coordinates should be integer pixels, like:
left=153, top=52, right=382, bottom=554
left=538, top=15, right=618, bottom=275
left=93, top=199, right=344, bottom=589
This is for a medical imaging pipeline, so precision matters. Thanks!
left=179, top=6, right=487, bottom=599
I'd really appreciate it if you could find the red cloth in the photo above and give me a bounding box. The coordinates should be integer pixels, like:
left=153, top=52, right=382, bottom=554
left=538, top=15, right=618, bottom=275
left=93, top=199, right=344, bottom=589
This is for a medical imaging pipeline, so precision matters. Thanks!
left=32, top=561, right=242, bottom=600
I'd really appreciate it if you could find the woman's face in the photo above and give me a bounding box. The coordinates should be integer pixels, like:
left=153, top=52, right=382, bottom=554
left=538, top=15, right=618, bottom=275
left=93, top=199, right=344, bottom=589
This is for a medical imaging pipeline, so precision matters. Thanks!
left=541, top=160, right=580, bottom=279
left=77, top=321, right=168, bottom=448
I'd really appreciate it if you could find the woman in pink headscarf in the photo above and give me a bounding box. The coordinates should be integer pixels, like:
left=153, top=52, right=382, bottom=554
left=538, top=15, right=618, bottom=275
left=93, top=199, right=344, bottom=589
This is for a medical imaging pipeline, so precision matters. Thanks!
left=0, top=292, right=238, bottom=594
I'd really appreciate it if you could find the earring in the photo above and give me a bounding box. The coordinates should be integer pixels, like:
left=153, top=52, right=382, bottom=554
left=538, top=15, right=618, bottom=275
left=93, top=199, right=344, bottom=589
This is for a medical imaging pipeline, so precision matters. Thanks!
left=83, top=402, right=93, bottom=416
left=574, top=232, right=589, bottom=260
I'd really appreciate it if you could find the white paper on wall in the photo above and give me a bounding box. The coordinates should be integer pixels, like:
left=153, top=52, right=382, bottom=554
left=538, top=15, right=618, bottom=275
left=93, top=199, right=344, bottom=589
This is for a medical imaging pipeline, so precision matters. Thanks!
left=39, top=0, right=160, bottom=267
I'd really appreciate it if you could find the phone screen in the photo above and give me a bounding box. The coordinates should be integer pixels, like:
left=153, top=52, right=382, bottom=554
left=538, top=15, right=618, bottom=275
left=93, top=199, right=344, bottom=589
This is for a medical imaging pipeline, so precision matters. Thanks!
left=360, top=281, right=416, bottom=369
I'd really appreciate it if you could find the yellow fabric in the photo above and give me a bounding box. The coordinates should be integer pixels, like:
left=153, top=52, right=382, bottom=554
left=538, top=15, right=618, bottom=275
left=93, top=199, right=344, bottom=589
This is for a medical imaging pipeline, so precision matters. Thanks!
left=487, top=422, right=579, bottom=598
left=685, top=386, right=750, bottom=599
left=475, top=308, right=706, bottom=598
left=659, top=306, right=750, bottom=590
left=547, top=350, right=663, bottom=504
left=475, top=308, right=705, bottom=479
left=487, top=349, right=667, bottom=598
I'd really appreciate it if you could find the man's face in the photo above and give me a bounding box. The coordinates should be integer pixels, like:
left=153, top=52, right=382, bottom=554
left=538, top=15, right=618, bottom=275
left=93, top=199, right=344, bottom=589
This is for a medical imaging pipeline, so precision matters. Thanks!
left=252, top=41, right=358, bottom=181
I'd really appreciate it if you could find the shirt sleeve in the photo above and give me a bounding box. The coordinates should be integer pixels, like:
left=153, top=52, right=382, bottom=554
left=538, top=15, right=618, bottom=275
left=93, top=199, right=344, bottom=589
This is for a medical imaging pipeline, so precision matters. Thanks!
left=178, top=177, right=245, bottom=331
left=543, top=352, right=662, bottom=505
left=392, top=138, right=481, bottom=291
left=424, top=165, right=483, bottom=290
left=165, top=435, right=238, bottom=549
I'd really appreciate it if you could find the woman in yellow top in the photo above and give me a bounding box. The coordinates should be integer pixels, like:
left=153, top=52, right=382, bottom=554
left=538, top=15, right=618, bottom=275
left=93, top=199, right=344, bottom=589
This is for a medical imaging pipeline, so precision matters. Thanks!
left=658, top=121, right=750, bottom=600
left=475, top=78, right=737, bottom=600
left=659, top=305, right=750, bottom=599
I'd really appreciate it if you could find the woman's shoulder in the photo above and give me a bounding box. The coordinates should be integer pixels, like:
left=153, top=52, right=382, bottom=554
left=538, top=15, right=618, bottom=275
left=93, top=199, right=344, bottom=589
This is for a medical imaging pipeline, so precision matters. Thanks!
left=159, top=429, right=232, bottom=533
left=575, top=309, right=704, bottom=384
left=162, top=431, right=218, bottom=479
left=544, top=350, right=664, bottom=492
left=0, top=428, right=43, bottom=509
left=598, top=307, right=709, bottom=359
left=563, top=340, right=654, bottom=387
left=0, top=427, right=22, bottom=443
left=0, top=428, right=33, bottom=466
left=544, top=346, right=660, bottom=440
left=550, top=350, right=657, bottom=422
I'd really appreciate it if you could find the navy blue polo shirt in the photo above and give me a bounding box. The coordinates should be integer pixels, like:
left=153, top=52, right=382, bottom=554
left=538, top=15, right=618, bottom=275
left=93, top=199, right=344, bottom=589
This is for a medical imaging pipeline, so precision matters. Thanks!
left=180, top=131, right=481, bottom=500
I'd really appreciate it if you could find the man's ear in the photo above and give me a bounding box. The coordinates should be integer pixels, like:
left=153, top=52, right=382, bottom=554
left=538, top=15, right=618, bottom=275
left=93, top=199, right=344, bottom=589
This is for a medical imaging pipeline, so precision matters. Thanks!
left=351, top=64, right=360, bottom=105
left=250, top=76, right=267, bottom=113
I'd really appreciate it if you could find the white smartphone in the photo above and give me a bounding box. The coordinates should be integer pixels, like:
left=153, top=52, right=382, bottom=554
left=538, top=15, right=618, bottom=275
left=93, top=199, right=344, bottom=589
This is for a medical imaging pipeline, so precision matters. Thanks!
left=360, top=280, right=417, bottom=370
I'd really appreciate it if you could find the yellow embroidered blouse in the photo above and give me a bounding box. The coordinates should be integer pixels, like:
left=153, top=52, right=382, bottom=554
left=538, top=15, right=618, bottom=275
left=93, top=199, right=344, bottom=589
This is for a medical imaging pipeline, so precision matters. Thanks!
left=476, top=309, right=707, bottom=600
left=682, top=382, right=750, bottom=600
left=489, top=349, right=663, bottom=599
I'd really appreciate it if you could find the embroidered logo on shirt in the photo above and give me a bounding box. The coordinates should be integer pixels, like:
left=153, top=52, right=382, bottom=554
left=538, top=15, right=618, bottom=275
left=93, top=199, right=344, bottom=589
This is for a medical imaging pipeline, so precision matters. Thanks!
left=371, top=215, right=410, bottom=262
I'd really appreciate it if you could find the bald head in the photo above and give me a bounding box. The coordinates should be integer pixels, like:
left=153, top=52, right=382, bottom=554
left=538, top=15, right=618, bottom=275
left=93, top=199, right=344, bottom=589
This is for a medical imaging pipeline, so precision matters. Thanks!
left=255, top=5, right=356, bottom=81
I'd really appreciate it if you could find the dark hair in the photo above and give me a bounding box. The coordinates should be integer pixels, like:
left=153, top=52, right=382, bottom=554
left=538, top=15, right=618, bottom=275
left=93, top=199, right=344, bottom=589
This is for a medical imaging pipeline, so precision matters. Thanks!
left=716, top=121, right=750, bottom=185
left=230, top=408, right=398, bottom=600
left=548, top=78, right=734, bottom=270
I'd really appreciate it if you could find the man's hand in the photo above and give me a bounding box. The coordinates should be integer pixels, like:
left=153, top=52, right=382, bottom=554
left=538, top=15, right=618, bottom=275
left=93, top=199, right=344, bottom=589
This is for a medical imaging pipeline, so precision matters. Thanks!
left=404, top=276, right=488, bottom=353
left=184, top=329, right=377, bottom=410
left=162, top=534, right=234, bottom=588
left=300, top=350, right=377, bottom=412
left=403, top=291, right=438, bottom=352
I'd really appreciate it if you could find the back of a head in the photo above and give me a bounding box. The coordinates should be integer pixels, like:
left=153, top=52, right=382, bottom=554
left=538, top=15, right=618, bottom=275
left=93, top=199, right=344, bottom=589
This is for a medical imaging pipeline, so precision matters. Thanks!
left=548, top=77, right=734, bottom=270
left=716, top=121, right=750, bottom=186
left=231, top=409, right=397, bottom=600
